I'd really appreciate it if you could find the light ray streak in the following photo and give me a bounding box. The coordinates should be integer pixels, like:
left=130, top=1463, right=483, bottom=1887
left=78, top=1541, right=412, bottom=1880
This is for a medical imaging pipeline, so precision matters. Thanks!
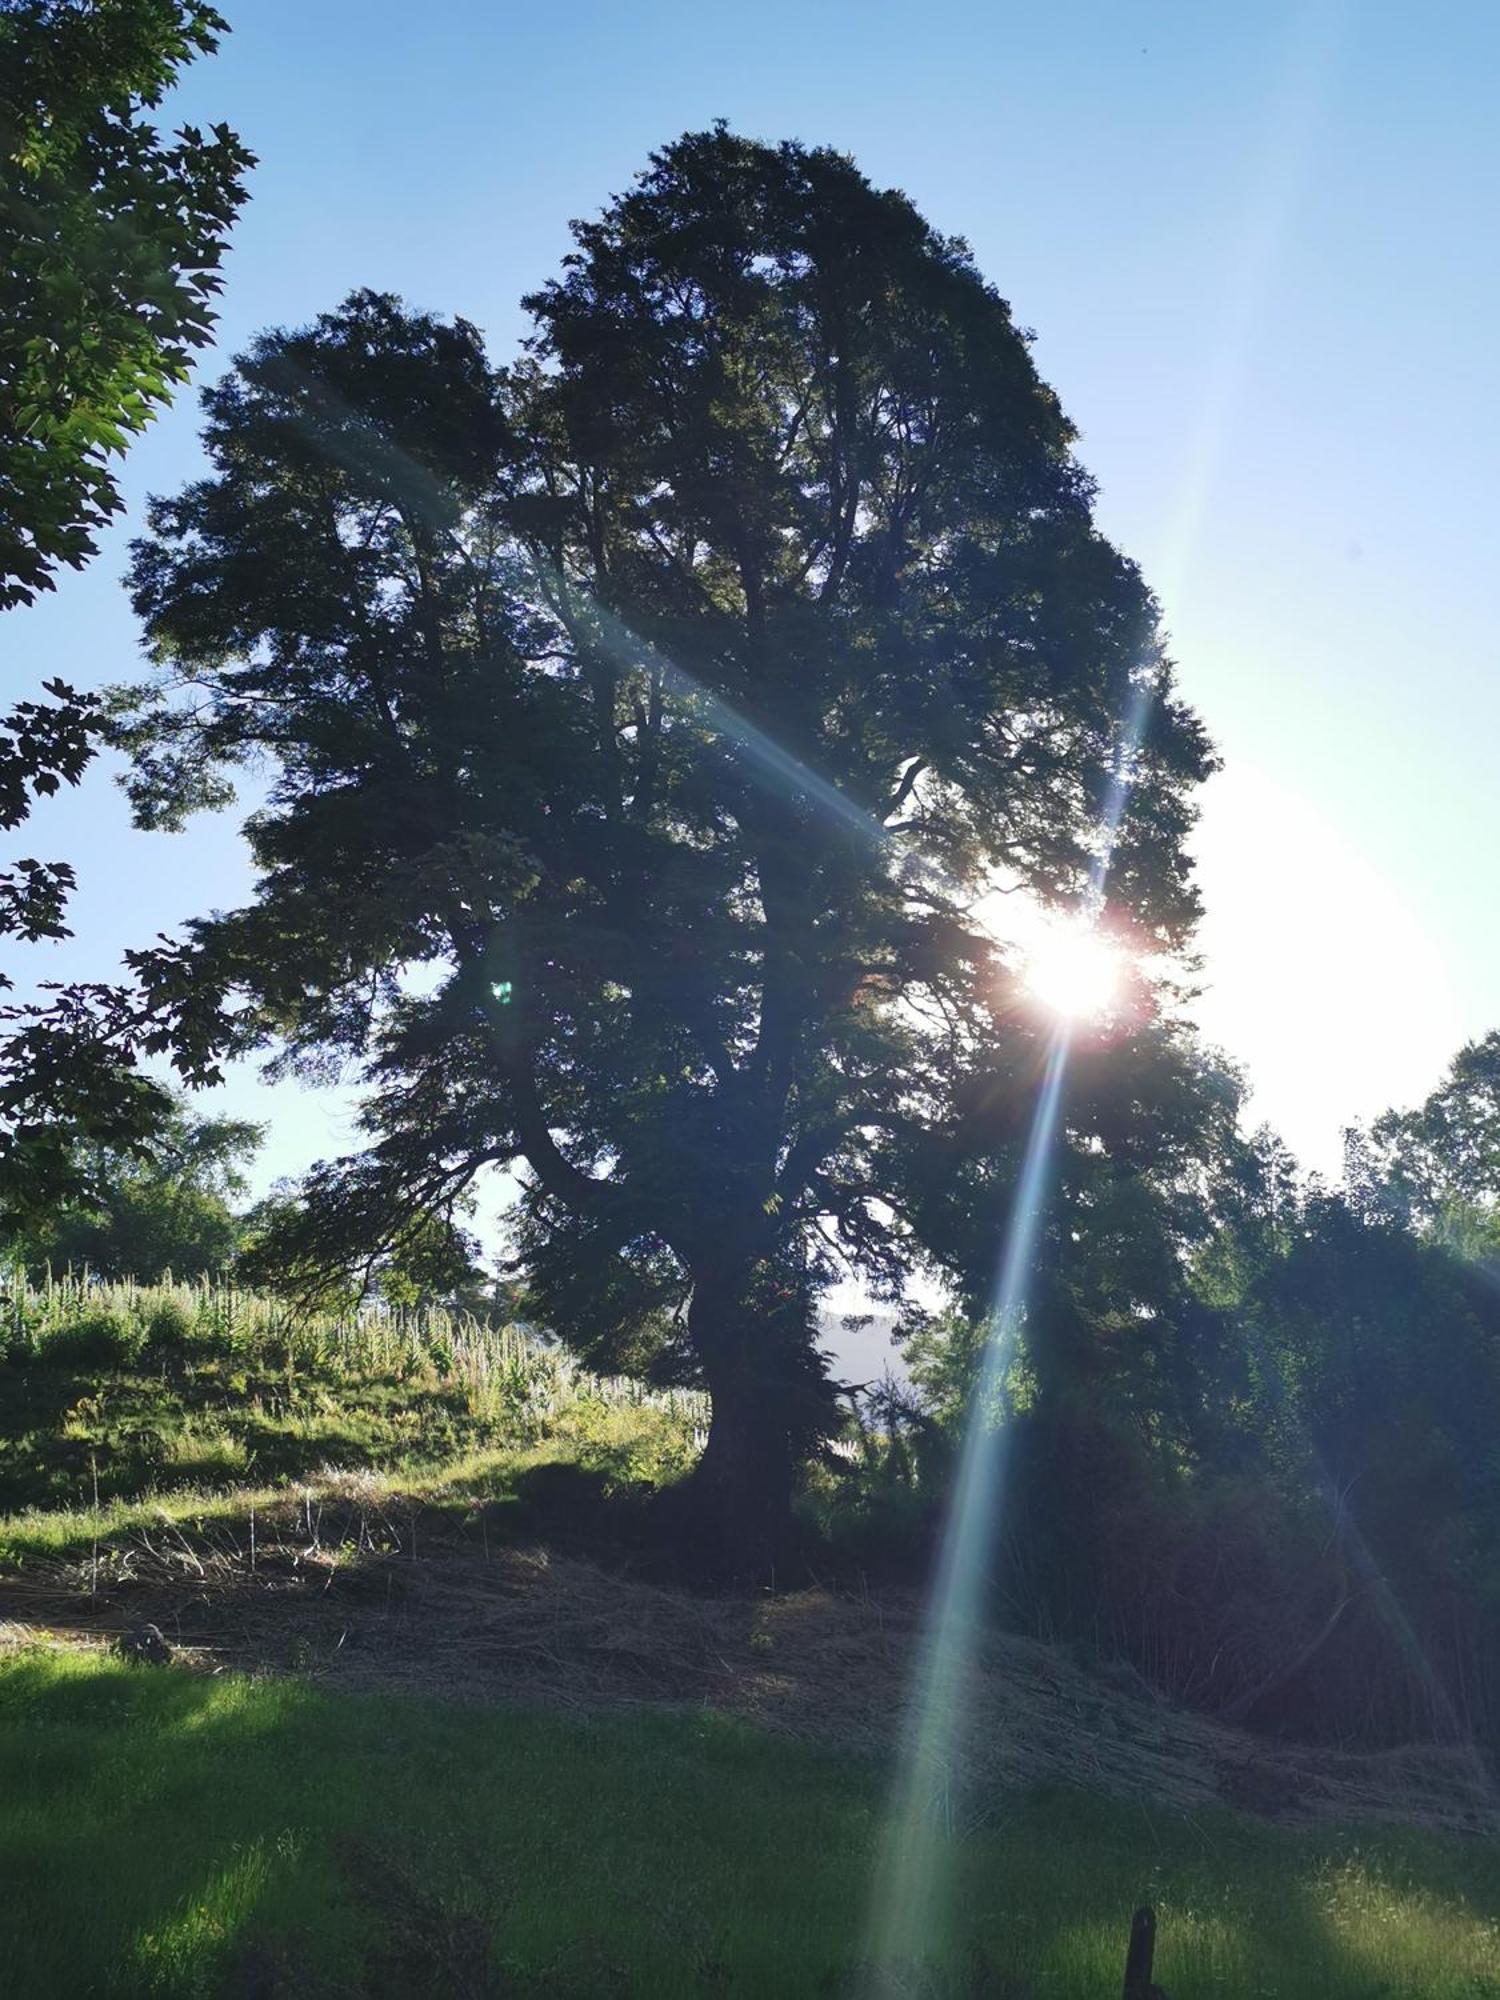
left=868, top=1024, right=1071, bottom=1969
left=268, top=355, right=924, bottom=879
left=550, top=582, right=901, bottom=857
left=1150, top=0, right=1347, bottom=608
left=865, top=680, right=1152, bottom=1980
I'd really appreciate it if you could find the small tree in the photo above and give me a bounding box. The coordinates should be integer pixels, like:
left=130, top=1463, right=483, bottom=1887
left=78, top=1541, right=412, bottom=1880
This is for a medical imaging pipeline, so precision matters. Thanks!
left=114, top=132, right=1215, bottom=1553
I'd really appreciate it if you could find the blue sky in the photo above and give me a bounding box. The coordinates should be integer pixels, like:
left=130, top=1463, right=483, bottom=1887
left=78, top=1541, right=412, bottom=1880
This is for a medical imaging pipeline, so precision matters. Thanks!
left=8, top=0, right=1499, bottom=1193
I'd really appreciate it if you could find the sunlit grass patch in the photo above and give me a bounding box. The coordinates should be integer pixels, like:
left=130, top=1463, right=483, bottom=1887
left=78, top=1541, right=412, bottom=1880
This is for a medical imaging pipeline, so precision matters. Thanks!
left=1316, top=1854, right=1500, bottom=1989
left=0, top=1478, right=289, bottom=1565
left=129, top=1836, right=294, bottom=1989
left=1036, top=1907, right=1255, bottom=1995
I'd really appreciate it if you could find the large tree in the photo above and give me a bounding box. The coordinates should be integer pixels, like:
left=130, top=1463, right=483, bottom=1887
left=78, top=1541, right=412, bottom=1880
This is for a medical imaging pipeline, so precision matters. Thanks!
left=113, top=131, right=1215, bottom=1551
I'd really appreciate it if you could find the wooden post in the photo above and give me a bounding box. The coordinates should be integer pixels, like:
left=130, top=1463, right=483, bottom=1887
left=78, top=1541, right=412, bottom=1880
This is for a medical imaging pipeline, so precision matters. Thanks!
left=1123, top=1905, right=1156, bottom=2000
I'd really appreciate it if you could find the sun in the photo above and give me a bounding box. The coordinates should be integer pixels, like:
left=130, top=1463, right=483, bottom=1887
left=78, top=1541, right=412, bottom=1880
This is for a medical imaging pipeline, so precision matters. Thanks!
left=1021, top=914, right=1124, bottom=1021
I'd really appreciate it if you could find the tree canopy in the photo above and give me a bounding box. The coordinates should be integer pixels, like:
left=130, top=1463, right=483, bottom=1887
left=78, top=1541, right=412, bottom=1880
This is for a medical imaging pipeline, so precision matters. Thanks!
left=113, top=129, right=1216, bottom=1551
left=1348, top=1032, right=1500, bottom=1247
left=0, top=0, right=253, bottom=610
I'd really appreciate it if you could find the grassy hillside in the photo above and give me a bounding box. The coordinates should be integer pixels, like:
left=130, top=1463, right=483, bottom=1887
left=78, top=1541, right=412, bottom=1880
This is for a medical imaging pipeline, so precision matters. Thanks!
left=0, top=1272, right=704, bottom=1535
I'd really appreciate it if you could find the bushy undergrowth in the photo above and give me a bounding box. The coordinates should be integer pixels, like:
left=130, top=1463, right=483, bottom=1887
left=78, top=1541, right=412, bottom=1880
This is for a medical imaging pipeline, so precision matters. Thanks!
left=0, top=1271, right=707, bottom=1521
left=811, top=1387, right=1500, bottom=1758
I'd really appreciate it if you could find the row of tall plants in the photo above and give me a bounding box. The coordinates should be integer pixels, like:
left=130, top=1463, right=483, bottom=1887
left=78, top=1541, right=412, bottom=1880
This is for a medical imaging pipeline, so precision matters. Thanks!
left=0, top=1268, right=709, bottom=1433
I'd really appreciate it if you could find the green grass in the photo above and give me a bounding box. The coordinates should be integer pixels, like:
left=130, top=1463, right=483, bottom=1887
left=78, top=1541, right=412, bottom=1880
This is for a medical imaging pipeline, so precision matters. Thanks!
left=0, top=1274, right=705, bottom=1530
left=0, top=1432, right=627, bottom=1567
left=1, top=1644, right=1498, bottom=1998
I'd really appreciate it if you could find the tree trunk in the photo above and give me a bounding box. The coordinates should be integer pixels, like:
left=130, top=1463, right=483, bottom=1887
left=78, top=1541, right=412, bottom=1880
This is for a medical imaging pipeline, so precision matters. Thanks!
left=683, top=1262, right=804, bottom=1574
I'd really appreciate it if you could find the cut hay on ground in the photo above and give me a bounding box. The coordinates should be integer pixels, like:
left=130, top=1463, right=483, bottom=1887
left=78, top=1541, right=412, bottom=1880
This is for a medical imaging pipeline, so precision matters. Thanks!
left=1, top=1474, right=1494, bottom=1839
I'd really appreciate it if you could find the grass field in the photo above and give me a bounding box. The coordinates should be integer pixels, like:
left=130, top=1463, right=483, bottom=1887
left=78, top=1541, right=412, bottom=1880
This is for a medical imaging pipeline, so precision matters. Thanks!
left=2, top=1642, right=1499, bottom=1997
left=3, top=1280, right=1499, bottom=1996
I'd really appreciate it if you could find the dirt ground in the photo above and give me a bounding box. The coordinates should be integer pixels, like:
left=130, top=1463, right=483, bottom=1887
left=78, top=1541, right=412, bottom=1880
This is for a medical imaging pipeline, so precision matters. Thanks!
left=3, top=1477, right=1495, bottom=1837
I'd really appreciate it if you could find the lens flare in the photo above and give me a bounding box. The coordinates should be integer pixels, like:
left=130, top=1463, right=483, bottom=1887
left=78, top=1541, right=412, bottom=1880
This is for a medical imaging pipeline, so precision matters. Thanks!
left=1022, top=917, right=1124, bottom=1021
left=859, top=20, right=1358, bottom=1969
left=265, top=154, right=1498, bottom=1982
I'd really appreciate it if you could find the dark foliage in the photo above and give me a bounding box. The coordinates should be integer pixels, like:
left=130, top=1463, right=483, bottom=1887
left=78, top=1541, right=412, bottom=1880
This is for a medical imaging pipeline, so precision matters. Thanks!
left=0, top=677, right=96, bottom=963
left=110, top=130, right=1215, bottom=1557
left=898, top=1099, right=1500, bottom=1752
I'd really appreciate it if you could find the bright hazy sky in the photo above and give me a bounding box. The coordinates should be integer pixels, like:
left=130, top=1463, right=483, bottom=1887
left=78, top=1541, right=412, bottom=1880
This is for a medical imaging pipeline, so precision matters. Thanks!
left=8, top=0, right=1499, bottom=1195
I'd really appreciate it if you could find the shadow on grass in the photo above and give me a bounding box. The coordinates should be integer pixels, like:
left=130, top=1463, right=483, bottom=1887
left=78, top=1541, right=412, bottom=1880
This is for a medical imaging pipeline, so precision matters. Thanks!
left=2, top=1648, right=1500, bottom=1997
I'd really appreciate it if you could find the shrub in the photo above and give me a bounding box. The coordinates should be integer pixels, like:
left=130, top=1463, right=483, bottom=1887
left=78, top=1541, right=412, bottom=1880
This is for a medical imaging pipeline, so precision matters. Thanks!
left=40, top=1308, right=144, bottom=1370
left=142, top=1298, right=195, bottom=1359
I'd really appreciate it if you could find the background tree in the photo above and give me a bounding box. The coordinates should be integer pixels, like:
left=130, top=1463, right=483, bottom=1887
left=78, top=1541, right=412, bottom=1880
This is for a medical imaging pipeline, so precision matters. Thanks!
left=113, top=132, right=1215, bottom=1554
left=1347, top=1031, right=1500, bottom=1250
left=898, top=1058, right=1500, bottom=1745
left=237, top=1181, right=487, bottom=1313
left=3, top=1097, right=259, bottom=1279
left=1223, top=1175, right=1500, bottom=1743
